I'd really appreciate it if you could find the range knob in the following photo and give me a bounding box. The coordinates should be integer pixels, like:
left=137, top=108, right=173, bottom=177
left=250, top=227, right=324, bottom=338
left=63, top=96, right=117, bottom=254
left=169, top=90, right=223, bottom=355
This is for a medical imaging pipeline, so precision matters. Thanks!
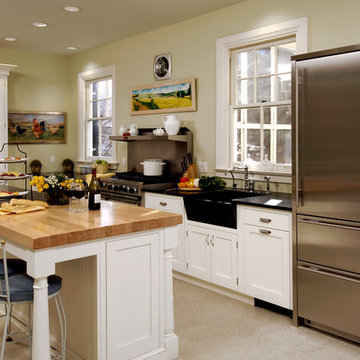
left=100, top=182, right=105, bottom=188
left=129, top=187, right=137, bottom=194
left=113, top=185, right=119, bottom=191
left=121, top=185, right=127, bottom=192
left=107, top=184, right=113, bottom=190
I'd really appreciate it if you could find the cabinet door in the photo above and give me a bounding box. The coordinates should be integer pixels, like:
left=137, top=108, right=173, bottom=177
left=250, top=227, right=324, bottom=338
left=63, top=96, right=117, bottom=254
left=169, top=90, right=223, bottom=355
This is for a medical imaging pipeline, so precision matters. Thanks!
left=211, top=230, right=237, bottom=290
left=107, top=233, right=161, bottom=359
left=244, top=224, right=290, bottom=309
left=144, top=192, right=184, bottom=272
left=185, top=225, right=211, bottom=282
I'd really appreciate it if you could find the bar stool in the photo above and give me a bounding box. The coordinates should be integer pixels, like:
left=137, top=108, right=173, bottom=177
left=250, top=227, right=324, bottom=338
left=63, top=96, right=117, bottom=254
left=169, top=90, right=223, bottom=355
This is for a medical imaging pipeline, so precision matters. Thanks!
left=0, top=241, right=66, bottom=360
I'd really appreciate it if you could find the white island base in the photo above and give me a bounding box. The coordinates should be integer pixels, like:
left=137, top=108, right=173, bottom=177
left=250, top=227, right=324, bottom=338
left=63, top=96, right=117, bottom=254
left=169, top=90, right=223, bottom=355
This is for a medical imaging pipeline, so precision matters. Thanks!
left=5, top=226, right=179, bottom=360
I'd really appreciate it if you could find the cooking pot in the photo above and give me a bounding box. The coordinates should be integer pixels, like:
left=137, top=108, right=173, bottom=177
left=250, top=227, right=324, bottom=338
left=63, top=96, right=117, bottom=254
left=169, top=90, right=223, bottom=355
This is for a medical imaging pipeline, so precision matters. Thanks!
left=140, top=159, right=166, bottom=176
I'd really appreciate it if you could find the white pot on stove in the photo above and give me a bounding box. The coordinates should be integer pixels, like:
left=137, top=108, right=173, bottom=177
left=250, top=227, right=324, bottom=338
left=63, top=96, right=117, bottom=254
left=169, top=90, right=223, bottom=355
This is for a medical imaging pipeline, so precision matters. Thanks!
left=140, top=159, right=166, bottom=176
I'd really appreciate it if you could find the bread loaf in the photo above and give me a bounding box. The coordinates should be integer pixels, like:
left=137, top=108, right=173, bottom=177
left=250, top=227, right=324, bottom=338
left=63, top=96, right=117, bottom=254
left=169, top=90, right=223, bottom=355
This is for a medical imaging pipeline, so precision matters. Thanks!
left=10, top=198, right=49, bottom=208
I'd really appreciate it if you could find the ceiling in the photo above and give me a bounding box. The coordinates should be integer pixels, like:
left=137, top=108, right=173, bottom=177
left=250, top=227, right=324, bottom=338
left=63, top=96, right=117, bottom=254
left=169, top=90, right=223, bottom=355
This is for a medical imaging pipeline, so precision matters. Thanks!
left=0, top=0, right=245, bottom=56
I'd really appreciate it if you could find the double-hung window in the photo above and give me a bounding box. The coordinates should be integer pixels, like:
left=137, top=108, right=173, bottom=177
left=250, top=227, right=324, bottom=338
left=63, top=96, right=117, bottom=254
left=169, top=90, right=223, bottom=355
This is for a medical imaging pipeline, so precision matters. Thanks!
left=216, top=18, right=308, bottom=176
left=231, top=39, right=294, bottom=167
left=86, top=77, right=113, bottom=158
left=78, top=65, right=116, bottom=162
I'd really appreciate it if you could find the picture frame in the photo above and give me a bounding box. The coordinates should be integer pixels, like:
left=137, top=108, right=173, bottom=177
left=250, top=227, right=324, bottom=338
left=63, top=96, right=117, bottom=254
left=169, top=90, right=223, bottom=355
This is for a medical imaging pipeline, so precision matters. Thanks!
left=8, top=111, right=66, bottom=144
left=130, top=78, right=196, bottom=115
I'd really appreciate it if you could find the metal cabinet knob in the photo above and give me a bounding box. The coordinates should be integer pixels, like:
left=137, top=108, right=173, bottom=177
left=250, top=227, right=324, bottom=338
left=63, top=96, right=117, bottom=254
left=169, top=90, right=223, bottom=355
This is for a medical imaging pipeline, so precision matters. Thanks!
left=160, top=202, right=167, bottom=206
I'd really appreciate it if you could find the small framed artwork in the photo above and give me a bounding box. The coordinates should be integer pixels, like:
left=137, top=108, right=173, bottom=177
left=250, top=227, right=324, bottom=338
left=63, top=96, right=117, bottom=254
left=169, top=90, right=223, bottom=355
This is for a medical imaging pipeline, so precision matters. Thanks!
left=8, top=111, right=66, bottom=144
left=130, top=78, right=196, bottom=115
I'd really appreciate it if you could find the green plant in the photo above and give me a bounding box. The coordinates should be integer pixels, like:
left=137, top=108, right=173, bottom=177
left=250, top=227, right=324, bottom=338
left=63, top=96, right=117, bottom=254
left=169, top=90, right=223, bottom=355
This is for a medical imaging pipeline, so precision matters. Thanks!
left=198, top=176, right=226, bottom=191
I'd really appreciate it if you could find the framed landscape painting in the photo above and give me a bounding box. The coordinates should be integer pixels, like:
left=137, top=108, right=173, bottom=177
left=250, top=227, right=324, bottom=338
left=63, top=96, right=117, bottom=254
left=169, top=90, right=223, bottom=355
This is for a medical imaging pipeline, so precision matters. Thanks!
left=8, top=111, right=66, bottom=144
left=130, top=78, right=196, bottom=115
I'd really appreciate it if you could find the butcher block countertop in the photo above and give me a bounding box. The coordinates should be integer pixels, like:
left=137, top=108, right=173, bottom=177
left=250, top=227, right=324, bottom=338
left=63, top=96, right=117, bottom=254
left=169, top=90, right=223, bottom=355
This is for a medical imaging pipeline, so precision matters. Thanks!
left=0, top=200, right=182, bottom=250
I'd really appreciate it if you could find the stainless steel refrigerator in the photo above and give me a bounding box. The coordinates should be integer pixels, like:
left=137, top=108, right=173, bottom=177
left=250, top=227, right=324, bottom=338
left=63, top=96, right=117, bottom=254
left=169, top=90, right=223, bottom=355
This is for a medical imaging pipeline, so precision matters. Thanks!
left=292, top=44, right=360, bottom=343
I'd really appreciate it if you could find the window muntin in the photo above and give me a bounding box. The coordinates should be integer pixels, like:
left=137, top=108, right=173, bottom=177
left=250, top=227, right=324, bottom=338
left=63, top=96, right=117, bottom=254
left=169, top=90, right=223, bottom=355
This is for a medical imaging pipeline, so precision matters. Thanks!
left=86, top=77, right=113, bottom=159
left=231, top=40, right=295, bottom=168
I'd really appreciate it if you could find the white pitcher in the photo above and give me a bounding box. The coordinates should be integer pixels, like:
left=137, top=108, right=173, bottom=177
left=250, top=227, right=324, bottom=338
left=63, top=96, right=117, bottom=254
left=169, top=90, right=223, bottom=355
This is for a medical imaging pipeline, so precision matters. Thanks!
left=163, top=114, right=180, bottom=135
left=118, top=124, right=127, bottom=135
left=129, top=123, right=138, bottom=136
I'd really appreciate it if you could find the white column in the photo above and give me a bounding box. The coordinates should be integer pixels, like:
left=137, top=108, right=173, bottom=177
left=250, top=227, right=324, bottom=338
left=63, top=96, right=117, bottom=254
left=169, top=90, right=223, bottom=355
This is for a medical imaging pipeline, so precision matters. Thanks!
left=0, top=64, right=17, bottom=173
left=164, top=248, right=175, bottom=339
left=32, top=277, right=51, bottom=360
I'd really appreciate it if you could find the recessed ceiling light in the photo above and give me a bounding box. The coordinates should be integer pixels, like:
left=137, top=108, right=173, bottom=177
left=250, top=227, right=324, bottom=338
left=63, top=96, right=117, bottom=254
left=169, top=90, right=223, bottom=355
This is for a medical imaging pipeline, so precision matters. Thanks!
left=66, top=46, right=78, bottom=51
left=32, top=22, right=48, bottom=28
left=3, top=37, right=18, bottom=42
left=64, top=6, right=81, bottom=13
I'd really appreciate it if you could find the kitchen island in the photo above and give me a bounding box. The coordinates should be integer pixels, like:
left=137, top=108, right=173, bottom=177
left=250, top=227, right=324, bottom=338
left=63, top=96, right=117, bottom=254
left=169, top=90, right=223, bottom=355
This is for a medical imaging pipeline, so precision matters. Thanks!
left=0, top=200, right=182, bottom=360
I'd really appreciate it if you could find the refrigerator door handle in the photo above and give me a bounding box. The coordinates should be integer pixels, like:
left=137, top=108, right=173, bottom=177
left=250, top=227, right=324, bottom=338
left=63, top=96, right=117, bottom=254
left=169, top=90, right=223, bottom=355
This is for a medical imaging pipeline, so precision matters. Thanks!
left=298, top=264, right=360, bottom=284
left=298, top=218, right=360, bottom=232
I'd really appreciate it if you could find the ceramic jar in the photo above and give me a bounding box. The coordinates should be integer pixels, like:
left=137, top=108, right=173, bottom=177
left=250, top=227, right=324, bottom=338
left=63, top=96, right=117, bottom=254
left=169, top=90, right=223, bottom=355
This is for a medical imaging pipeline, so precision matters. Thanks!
left=163, top=115, right=180, bottom=135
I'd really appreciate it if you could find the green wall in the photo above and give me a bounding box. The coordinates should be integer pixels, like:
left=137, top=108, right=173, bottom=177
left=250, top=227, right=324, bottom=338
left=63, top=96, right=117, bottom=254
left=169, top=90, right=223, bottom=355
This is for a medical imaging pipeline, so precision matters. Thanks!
left=3, top=0, right=360, bottom=180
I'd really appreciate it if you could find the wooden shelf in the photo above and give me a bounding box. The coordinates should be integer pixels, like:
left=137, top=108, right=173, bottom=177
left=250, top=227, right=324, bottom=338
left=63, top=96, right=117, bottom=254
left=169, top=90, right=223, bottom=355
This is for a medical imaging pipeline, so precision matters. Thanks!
left=109, top=127, right=192, bottom=143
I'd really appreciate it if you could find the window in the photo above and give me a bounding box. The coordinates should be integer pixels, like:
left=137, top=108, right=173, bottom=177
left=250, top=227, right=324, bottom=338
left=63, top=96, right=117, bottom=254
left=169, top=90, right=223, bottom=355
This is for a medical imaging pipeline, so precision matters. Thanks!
left=231, top=40, right=295, bottom=167
left=78, top=65, right=116, bottom=162
left=86, top=77, right=113, bottom=158
left=216, top=18, right=308, bottom=176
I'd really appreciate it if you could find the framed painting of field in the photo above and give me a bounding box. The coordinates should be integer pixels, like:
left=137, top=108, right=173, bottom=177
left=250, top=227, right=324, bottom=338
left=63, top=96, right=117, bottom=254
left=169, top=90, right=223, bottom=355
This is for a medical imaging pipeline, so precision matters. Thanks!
left=8, top=111, right=66, bottom=144
left=130, top=78, right=196, bottom=115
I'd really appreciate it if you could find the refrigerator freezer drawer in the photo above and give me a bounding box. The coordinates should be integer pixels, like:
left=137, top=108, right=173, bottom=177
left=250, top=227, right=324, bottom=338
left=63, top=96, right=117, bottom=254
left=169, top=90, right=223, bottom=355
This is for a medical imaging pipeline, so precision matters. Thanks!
left=298, top=265, right=360, bottom=340
left=298, top=218, right=360, bottom=274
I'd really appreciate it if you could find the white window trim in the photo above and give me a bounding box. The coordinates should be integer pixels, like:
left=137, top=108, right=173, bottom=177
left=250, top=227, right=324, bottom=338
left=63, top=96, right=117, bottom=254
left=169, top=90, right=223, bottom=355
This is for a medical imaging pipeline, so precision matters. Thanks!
left=216, top=17, right=308, bottom=180
left=78, top=64, right=116, bottom=162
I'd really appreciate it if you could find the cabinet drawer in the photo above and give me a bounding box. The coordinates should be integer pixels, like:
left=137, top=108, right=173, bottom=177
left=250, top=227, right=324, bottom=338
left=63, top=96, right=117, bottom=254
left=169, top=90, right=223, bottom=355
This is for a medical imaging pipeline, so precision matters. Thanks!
left=243, top=208, right=290, bottom=231
left=145, top=194, right=182, bottom=214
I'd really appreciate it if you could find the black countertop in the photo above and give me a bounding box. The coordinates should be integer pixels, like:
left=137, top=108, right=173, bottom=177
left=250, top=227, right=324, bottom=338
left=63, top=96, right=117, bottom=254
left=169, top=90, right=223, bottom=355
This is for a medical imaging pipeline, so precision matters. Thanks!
left=233, top=193, right=292, bottom=211
left=145, top=188, right=292, bottom=211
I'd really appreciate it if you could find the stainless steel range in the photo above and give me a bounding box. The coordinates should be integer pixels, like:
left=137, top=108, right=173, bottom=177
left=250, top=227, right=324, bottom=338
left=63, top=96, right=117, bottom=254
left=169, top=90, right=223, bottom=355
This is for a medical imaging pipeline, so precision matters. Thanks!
left=99, top=172, right=176, bottom=206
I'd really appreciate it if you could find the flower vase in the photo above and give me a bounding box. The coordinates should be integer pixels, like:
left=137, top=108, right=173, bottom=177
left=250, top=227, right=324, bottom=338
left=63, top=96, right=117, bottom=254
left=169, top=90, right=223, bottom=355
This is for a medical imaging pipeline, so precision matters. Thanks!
left=45, top=190, right=69, bottom=205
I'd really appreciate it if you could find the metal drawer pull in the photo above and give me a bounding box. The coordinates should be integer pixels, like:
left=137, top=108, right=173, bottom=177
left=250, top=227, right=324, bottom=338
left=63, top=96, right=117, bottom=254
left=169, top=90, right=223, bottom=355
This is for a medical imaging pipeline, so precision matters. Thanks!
left=211, top=235, right=215, bottom=247
left=260, top=218, right=271, bottom=223
left=159, top=202, right=167, bottom=206
left=298, top=265, right=360, bottom=284
left=205, top=234, right=210, bottom=245
left=259, top=229, right=271, bottom=235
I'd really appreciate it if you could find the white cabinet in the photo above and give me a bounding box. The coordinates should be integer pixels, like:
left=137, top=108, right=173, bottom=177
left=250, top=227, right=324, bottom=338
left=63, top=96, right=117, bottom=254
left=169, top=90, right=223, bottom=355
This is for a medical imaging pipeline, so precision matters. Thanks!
left=185, top=223, right=238, bottom=290
left=145, top=192, right=185, bottom=272
left=240, top=206, right=292, bottom=309
left=106, top=232, right=161, bottom=359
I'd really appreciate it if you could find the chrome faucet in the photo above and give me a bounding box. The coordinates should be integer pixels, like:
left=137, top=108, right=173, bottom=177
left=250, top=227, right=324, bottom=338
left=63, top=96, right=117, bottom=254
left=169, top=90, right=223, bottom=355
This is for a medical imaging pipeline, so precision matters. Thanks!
left=264, top=176, right=271, bottom=194
left=225, top=168, right=237, bottom=190
left=234, top=165, right=249, bottom=191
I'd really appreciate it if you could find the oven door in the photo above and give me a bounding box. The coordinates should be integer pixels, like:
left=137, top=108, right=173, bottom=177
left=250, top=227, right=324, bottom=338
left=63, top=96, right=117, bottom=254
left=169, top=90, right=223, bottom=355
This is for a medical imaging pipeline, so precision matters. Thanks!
left=101, top=191, right=142, bottom=206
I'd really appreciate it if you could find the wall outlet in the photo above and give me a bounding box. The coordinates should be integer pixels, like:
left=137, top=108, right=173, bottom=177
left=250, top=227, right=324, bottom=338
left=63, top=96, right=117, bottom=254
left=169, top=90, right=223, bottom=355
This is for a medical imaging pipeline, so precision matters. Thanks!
left=50, top=155, right=56, bottom=164
left=122, top=157, right=126, bottom=166
left=198, top=161, right=208, bottom=173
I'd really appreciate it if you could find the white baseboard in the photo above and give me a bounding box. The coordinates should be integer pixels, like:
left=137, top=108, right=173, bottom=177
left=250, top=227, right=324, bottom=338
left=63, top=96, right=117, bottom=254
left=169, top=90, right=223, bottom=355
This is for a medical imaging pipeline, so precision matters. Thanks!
left=173, top=272, right=254, bottom=306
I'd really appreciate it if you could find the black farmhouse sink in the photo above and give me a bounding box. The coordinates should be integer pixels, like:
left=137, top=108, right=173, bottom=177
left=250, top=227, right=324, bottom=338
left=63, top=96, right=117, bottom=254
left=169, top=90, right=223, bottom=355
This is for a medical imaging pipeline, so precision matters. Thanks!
left=183, top=190, right=258, bottom=229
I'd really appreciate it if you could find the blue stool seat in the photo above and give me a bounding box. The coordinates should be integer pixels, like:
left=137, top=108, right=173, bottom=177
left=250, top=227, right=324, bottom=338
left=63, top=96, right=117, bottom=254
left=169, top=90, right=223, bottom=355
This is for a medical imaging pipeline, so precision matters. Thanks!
left=2, top=274, right=62, bottom=302
left=0, top=259, right=26, bottom=278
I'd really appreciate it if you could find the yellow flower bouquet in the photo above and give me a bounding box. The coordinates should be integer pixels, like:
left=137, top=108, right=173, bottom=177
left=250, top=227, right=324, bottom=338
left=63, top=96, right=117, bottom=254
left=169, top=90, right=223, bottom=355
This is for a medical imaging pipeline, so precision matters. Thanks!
left=30, top=173, right=83, bottom=205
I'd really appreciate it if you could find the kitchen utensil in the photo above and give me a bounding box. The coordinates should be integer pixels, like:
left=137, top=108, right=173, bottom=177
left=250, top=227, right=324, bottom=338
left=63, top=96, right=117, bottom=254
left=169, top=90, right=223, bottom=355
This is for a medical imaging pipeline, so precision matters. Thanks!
left=129, top=124, right=138, bottom=136
left=118, top=124, right=127, bottom=136
left=181, top=161, right=185, bottom=173
left=183, top=156, right=188, bottom=169
left=163, top=114, right=180, bottom=135
left=153, top=128, right=165, bottom=136
left=187, top=152, right=192, bottom=165
left=140, top=159, right=166, bottom=176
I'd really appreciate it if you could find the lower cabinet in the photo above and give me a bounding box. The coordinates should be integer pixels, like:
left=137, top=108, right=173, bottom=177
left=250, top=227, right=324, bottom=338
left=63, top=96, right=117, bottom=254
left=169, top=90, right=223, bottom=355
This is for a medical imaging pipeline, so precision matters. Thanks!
left=106, top=233, right=161, bottom=359
left=144, top=192, right=185, bottom=272
left=185, top=223, right=238, bottom=290
left=241, top=207, right=292, bottom=309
